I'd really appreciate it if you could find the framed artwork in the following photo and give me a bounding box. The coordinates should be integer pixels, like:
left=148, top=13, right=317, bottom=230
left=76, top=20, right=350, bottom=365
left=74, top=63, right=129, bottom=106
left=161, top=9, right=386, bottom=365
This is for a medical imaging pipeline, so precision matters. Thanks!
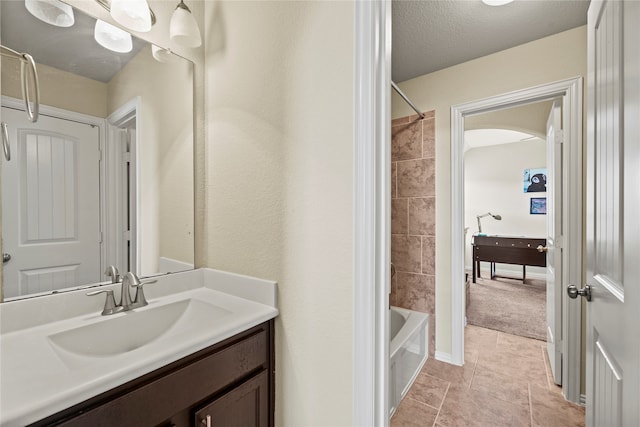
left=523, top=168, right=547, bottom=193
left=530, top=197, right=547, bottom=215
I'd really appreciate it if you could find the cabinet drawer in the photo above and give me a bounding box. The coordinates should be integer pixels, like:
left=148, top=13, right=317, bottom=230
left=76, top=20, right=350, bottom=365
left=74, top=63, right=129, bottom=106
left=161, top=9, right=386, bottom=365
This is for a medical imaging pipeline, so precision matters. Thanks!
left=194, top=370, right=269, bottom=427
left=56, top=329, right=268, bottom=427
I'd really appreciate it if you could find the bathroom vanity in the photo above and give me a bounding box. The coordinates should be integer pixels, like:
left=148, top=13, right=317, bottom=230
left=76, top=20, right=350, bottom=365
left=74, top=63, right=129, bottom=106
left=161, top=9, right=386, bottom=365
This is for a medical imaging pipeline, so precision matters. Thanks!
left=0, top=269, right=278, bottom=427
left=34, top=321, right=274, bottom=427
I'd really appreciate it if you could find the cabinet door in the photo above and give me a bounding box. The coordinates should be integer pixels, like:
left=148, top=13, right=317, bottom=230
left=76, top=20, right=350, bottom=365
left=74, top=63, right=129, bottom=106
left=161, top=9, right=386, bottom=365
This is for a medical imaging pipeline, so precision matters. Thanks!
left=194, top=371, right=269, bottom=427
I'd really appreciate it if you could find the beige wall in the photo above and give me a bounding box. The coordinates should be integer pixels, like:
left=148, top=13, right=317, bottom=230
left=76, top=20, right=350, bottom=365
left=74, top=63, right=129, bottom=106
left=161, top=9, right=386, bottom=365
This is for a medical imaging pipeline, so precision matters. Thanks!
left=1, top=61, right=108, bottom=118
left=204, top=1, right=354, bottom=425
left=393, top=26, right=587, bottom=355
left=107, top=47, right=194, bottom=274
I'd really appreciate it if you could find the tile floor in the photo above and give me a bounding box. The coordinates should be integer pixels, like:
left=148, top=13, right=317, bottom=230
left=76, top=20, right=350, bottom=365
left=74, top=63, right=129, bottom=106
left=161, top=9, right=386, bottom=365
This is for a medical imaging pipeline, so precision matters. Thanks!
left=391, top=325, right=585, bottom=427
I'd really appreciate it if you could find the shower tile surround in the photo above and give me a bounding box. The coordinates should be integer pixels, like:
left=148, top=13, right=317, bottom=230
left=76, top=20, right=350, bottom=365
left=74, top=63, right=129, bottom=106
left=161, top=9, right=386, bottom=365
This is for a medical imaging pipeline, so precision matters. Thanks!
left=391, top=111, right=436, bottom=356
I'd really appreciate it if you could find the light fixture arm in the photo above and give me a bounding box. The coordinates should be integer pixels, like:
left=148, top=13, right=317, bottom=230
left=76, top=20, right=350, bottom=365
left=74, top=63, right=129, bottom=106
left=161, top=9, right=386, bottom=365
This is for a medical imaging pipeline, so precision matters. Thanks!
left=175, top=0, right=191, bottom=12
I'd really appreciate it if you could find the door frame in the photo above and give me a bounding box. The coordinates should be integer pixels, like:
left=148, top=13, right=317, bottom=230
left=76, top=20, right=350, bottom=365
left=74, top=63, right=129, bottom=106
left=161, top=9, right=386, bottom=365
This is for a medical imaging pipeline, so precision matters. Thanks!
left=353, top=0, right=391, bottom=425
left=450, top=77, right=583, bottom=403
left=1, top=95, right=108, bottom=285
left=106, top=97, right=140, bottom=276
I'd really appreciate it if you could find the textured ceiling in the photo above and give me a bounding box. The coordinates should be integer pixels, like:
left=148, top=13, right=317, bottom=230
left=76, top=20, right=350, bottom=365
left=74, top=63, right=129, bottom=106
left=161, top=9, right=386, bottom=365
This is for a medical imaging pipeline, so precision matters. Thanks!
left=1, top=1, right=147, bottom=83
left=392, top=0, right=590, bottom=82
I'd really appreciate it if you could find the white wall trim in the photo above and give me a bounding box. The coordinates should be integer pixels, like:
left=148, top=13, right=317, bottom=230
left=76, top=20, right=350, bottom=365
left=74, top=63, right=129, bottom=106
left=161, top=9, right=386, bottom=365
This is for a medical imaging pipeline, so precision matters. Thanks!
left=435, top=351, right=455, bottom=364
left=450, top=77, right=583, bottom=403
left=353, top=1, right=391, bottom=425
left=106, top=97, right=141, bottom=275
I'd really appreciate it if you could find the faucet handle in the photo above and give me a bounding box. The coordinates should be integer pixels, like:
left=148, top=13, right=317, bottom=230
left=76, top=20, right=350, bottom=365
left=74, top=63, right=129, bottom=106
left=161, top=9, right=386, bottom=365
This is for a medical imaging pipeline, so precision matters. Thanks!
left=130, top=279, right=157, bottom=308
left=87, top=289, right=123, bottom=315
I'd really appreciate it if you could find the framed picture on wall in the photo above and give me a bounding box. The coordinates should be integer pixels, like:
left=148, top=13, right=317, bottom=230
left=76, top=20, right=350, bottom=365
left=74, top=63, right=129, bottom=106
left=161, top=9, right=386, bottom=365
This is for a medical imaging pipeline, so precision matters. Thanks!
left=523, top=168, right=547, bottom=193
left=530, top=197, right=547, bottom=215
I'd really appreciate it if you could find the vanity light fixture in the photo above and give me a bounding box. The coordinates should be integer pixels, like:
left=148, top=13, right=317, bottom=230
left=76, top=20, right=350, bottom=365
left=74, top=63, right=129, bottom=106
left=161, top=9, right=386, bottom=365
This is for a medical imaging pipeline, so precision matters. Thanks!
left=94, top=19, right=133, bottom=53
left=482, top=0, right=514, bottom=5
left=108, top=0, right=152, bottom=32
left=94, top=0, right=156, bottom=31
left=170, top=0, right=201, bottom=48
left=151, top=45, right=180, bottom=64
left=25, top=0, right=75, bottom=27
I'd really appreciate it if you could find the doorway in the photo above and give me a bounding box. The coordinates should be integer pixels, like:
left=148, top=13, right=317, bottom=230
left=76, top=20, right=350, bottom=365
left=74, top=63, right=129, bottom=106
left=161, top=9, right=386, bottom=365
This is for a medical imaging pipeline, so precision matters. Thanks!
left=450, top=78, right=583, bottom=403
left=463, top=101, right=555, bottom=344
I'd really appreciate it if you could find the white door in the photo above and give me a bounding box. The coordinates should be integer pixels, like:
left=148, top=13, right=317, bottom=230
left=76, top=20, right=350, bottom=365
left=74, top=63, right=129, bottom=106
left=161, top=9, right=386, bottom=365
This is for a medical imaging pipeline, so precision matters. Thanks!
left=1, top=106, right=101, bottom=298
left=584, top=1, right=640, bottom=425
left=545, top=100, right=562, bottom=385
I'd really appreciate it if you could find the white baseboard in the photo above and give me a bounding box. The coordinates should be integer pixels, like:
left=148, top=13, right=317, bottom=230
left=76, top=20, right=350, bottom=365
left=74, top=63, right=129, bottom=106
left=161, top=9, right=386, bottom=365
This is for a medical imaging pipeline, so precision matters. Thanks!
left=435, top=351, right=462, bottom=366
left=465, top=265, right=547, bottom=281
left=158, top=257, right=194, bottom=274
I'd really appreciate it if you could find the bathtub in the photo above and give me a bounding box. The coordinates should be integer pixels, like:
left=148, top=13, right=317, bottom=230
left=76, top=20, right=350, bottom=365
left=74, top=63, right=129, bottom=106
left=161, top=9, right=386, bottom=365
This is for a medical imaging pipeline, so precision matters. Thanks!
left=389, top=306, right=429, bottom=416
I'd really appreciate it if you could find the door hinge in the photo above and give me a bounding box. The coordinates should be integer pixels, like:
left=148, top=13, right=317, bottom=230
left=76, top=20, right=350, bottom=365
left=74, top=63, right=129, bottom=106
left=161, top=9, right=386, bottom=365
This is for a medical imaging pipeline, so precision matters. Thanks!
left=555, top=129, right=564, bottom=144
left=555, top=235, right=564, bottom=249
left=123, top=230, right=131, bottom=241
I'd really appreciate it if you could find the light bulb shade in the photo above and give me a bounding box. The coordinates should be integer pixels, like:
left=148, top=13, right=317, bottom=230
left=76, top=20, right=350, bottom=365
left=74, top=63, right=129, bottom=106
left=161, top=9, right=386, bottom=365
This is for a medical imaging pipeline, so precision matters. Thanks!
left=94, top=19, right=133, bottom=53
left=25, top=0, right=74, bottom=27
left=482, top=0, right=514, bottom=5
left=151, top=45, right=180, bottom=64
left=170, top=2, right=201, bottom=48
left=110, top=0, right=152, bottom=33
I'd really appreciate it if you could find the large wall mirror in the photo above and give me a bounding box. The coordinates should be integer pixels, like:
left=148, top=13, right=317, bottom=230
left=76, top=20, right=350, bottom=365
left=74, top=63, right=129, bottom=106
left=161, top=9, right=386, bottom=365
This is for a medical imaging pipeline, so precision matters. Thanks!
left=0, top=1, right=194, bottom=301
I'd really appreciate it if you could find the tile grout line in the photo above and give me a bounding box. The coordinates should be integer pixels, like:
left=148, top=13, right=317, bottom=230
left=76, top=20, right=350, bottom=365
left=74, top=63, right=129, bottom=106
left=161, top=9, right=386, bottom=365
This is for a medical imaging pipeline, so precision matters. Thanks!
left=528, top=383, right=534, bottom=427
left=433, top=381, right=451, bottom=427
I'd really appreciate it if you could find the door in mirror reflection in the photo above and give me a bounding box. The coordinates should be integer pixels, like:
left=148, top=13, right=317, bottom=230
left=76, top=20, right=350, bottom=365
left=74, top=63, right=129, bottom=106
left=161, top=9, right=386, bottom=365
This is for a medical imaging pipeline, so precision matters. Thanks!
left=2, top=106, right=101, bottom=298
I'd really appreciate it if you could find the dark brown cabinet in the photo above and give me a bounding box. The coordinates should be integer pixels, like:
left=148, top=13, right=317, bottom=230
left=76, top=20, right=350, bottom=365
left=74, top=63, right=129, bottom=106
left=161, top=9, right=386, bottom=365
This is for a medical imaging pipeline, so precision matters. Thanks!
left=31, top=321, right=275, bottom=427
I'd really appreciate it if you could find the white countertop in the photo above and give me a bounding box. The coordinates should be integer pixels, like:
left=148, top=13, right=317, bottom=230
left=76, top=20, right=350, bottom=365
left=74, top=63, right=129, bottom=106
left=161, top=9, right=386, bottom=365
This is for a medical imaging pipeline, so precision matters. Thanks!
left=0, top=268, right=278, bottom=427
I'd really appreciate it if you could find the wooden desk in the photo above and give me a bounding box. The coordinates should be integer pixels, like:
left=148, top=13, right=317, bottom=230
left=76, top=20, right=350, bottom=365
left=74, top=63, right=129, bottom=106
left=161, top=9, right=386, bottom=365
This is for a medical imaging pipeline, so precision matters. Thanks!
left=472, top=235, right=546, bottom=283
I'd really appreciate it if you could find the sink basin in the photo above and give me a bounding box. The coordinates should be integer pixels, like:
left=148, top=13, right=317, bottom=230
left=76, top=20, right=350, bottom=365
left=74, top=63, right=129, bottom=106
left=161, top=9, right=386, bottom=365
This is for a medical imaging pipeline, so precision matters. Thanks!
left=48, top=298, right=230, bottom=359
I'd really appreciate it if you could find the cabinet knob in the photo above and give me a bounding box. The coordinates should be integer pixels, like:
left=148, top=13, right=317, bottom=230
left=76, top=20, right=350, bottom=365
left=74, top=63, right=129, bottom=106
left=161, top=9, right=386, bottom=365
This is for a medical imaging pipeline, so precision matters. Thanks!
left=201, top=414, right=211, bottom=427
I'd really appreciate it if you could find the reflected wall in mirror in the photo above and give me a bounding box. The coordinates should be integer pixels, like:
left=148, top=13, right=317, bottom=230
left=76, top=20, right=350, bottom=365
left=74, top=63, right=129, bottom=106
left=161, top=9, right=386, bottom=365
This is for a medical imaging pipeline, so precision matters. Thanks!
left=0, top=1, right=194, bottom=301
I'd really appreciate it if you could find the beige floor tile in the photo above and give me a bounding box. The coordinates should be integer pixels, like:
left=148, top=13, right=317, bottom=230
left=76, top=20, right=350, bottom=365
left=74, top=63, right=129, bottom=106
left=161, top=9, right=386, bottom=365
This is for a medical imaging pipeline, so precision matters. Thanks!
left=476, top=343, right=548, bottom=389
left=435, top=383, right=531, bottom=427
left=470, top=366, right=530, bottom=410
left=397, top=327, right=584, bottom=427
left=464, top=325, right=498, bottom=352
left=497, top=331, right=546, bottom=356
left=407, top=372, right=450, bottom=409
left=391, top=397, right=439, bottom=427
left=422, top=356, right=476, bottom=388
left=530, top=384, right=585, bottom=427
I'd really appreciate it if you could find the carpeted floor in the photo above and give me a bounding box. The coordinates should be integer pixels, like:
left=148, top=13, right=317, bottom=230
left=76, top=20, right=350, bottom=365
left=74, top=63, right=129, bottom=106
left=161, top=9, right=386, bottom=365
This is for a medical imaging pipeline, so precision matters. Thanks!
left=466, top=274, right=547, bottom=341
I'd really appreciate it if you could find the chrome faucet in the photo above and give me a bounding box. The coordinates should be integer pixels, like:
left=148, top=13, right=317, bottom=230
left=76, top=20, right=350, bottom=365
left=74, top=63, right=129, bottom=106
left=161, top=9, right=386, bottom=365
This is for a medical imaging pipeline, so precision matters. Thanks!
left=121, top=272, right=151, bottom=310
left=88, top=271, right=156, bottom=315
left=105, top=265, right=120, bottom=283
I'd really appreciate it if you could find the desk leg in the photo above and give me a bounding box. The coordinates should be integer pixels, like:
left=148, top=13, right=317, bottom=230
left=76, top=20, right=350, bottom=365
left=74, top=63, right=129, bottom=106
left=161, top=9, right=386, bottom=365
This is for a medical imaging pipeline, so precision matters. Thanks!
left=472, top=260, right=477, bottom=283
left=490, top=262, right=496, bottom=279
left=477, top=261, right=481, bottom=278
left=523, top=265, right=526, bottom=284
